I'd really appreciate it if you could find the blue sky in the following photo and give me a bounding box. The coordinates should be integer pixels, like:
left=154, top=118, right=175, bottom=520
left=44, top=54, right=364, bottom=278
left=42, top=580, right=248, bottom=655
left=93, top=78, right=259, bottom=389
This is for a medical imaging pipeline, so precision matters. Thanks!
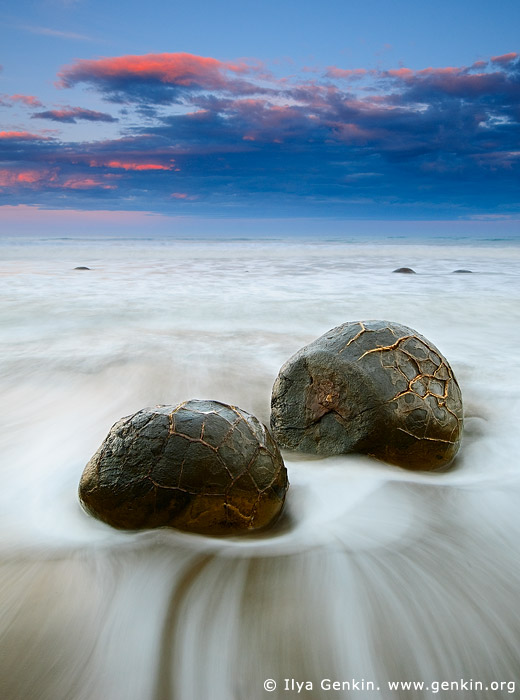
left=1, top=0, right=519, bottom=236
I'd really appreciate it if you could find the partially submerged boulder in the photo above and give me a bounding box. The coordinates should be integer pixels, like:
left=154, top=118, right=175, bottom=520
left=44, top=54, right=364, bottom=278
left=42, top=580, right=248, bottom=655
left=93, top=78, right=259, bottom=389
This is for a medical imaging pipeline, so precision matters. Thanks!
left=271, top=321, right=463, bottom=470
left=392, top=267, right=416, bottom=274
left=79, top=400, right=288, bottom=535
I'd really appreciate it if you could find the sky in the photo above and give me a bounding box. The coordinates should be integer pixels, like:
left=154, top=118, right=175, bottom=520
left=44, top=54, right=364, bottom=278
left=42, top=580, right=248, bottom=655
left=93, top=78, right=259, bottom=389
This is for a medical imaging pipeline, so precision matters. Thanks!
left=1, top=0, right=519, bottom=237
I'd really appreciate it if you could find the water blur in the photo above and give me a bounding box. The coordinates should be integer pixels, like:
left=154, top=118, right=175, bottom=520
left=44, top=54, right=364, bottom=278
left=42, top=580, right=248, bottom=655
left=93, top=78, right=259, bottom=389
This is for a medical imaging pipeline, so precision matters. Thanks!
left=1, top=237, right=519, bottom=699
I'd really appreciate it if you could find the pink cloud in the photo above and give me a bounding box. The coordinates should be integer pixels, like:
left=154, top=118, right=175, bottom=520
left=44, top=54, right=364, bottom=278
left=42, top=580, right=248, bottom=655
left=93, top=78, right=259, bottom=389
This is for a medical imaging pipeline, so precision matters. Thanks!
left=325, top=67, right=369, bottom=80
left=416, top=66, right=462, bottom=76
left=385, top=68, right=414, bottom=79
left=88, top=159, right=176, bottom=171
left=0, top=167, right=119, bottom=192
left=61, top=176, right=117, bottom=190
left=383, top=66, right=467, bottom=86
left=0, top=130, right=48, bottom=140
left=490, top=52, right=518, bottom=64
left=0, top=169, right=49, bottom=187
left=58, top=52, right=261, bottom=93
left=10, top=94, right=43, bottom=108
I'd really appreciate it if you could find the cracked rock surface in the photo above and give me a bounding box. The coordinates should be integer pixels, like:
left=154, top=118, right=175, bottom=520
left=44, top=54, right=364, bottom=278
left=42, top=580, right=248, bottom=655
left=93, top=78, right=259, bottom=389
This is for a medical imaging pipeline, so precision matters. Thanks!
left=79, top=400, right=288, bottom=535
left=271, top=320, right=463, bottom=470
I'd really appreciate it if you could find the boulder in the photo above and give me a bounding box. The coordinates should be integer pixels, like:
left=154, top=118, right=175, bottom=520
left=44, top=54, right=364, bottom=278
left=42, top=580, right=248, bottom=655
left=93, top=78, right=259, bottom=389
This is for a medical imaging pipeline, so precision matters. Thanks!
left=452, top=269, right=473, bottom=273
left=271, top=321, right=463, bottom=470
left=74, top=266, right=91, bottom=270
left=79, top=400, right=288, bottom=534
left=392, top=267, right=416, bottom=274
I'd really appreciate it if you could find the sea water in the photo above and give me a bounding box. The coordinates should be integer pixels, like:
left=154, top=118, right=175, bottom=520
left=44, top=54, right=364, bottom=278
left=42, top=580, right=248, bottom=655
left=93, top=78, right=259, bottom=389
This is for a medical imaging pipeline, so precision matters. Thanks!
left=0, top=235, right=519, bottom=700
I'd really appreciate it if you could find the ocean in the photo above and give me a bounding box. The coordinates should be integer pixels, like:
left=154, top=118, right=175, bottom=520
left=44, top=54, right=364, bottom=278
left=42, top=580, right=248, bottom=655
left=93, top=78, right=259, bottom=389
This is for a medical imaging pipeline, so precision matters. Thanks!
left=1, top=234, right=519, bottom=699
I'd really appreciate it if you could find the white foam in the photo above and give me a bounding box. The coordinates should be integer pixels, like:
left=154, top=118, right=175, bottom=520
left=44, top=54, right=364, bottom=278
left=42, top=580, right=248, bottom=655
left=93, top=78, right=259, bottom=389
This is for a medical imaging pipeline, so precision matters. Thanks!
left=1, top=237, right=519, bottom=699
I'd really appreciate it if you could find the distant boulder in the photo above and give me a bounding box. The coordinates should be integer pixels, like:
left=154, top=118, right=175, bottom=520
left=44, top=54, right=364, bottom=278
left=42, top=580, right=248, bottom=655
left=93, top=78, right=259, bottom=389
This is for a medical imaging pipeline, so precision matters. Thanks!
left=74, top=266, right=91, bottom=270
left=392, top=267, right=416, bottom=274
left=452, top=269, right=473, bottom=273
left=79, top=400, right=288, bottom=535
left=271, top=320, right=463, bottom=471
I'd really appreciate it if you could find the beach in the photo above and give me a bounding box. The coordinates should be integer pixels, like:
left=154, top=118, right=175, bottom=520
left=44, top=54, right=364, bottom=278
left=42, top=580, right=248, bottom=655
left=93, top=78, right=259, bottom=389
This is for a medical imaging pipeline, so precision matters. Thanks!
left=1, top=235, right=519, bottom=699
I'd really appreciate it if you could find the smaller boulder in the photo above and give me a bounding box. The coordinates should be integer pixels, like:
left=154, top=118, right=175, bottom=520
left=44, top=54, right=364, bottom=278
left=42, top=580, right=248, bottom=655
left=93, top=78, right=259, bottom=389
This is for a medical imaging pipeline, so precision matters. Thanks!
left=392, top=267, right=416, bottom=274
left=74, top=266, right=91, bottom=270
left=452, top=269, right=473, bottom=274
left=79, top=400, right=288, bottom=535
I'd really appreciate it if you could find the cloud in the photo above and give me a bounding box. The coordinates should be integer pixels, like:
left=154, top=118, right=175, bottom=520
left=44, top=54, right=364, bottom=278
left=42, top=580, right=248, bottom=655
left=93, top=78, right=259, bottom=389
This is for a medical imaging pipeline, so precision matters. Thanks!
left=0, top=169, right=41, bottom=186
left=61, top=175, right=117, bottom=189
left=31, top=107, right=118, bottom=123
left=0, top=130, right=50, bottom=140
left=324, top=67, right=370, bottom=80
left=0, top=164, right=118, bottom=192
left=491, top=52, right=518, bottom=65
left=57, top=52, right=269, bottom=103
left=20, top=25, right=95, bottom=42
left=1, top=50, right=519, bottom=219
left=88, top=159, right=177, bottom=171
left=1, top=94, right=43, bottom=108
left=380, top=60, right=520, bottom=100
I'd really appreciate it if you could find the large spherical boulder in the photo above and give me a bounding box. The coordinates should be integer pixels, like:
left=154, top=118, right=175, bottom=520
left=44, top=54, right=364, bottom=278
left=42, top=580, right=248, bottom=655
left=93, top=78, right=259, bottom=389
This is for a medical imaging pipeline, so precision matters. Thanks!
left=271, top=321, right=463, bottom=470
left=79, top=400, right=288, bottom=535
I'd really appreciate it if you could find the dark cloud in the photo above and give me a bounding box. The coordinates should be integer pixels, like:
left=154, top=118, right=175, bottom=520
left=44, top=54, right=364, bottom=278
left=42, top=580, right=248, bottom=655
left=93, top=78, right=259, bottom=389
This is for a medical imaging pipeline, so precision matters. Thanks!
left=382, top=62, right=520, bottom=104
left=31, top=107, right=118, bottom=123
